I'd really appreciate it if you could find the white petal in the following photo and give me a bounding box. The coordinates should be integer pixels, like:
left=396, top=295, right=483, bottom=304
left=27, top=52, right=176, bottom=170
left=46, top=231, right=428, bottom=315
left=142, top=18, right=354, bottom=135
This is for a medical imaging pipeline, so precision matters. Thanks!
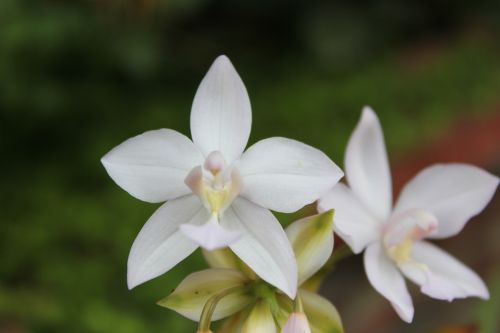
left=318, top=183, right=382, bottom=253
left=400, top=241, right=489, bottom=301
left=179, top=214, right=242, bottom=251
left=190, top=55, right=252, bottom=163
left=394, top=164, right=499, bottom=238
left=345, top=107, right=392, bottom=220
left=286, top=211, right=334, bottom=285
left=364, top=242, right=414, bottom=323
left=281, top=312, right=311, bottom=333
left=237, top=137, right=343, bottom=213
left=157, top=268, right=252, bottom=321
left=101, top=129, right=203, bottom=203
left=127, top=195, right=208, bottom=289
left=221, top=197, right=298, bottom=298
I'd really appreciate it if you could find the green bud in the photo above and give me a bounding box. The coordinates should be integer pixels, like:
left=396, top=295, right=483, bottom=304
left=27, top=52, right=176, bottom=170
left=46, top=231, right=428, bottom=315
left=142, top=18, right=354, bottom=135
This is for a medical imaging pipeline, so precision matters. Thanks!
left=241, top=300, right=277, bottom=333
left=202, top=248, right=256, bottom=279
left=218, top=311, right=248, bottom=333
left=286, top=210, right=334, bottom=285
left=157, top=268, right=252, bottom=322
left=300, top=289, right=343, bottom=333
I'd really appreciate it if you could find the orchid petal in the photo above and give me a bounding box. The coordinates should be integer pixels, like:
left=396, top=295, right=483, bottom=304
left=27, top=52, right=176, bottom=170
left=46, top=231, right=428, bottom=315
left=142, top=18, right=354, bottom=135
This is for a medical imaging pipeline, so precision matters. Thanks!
left=190, top=55, right=252, bottom=163
left=299, top=289, right=343, bottom=333
left=241, top=300, right=277, bottom=333
left=364, top=242, right=414, bottom=323
left=318, top=183, right=382, bottom=253
left=286, top=211, right=334, bottom=285
left=345, top=107, right=392, bottom=220
left=395, top=163, right=498, bottom=238
left=221, top=197, right=298, bottom=298
left=237, top=137, right=343, bottom=213
left=157, top=268, right=252, bottom=321
left=127, top=195, right=208, bottom=289
left=394, top=164, right=498, bottom=238
left=101, top=129, right=203, bottom=203
left=179, top=214, right=242, bottom=251
left=400, top=241, right=489, bottom=301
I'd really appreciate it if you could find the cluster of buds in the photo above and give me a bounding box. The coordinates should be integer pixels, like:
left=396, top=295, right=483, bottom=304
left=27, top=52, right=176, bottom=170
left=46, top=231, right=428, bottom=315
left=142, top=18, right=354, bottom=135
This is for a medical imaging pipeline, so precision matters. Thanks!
left=158, top=211, right=343, bottom=333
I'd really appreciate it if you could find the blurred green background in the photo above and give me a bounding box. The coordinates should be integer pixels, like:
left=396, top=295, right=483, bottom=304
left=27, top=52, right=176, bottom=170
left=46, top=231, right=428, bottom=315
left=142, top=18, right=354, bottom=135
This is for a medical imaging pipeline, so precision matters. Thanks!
left=1, top=0, right=499, bottom=332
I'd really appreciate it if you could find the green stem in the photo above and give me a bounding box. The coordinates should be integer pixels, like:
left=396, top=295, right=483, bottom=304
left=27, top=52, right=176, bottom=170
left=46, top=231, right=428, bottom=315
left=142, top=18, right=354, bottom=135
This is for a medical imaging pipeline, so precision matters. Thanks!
left=294, top=295, right=304, bottom=313
left=198, top=285, right=249, bottom=333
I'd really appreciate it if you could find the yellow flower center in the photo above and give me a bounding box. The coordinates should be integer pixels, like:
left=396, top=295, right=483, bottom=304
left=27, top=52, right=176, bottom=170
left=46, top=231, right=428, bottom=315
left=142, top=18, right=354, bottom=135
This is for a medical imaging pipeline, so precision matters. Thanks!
left=185, top=151, right=242, bottom=216
left=383, top=209, right=438, bottom=264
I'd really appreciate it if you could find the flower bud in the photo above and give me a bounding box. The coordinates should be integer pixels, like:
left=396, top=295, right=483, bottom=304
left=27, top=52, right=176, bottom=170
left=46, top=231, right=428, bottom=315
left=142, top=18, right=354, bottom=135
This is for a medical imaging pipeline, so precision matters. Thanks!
left=286, top=210, right=334, bottom=285
left=300, top=289, right=343, bottom=333
left=241, top=300, right=277, bottom=333
left=281, top=312, right=311, bottom=333
left=158, top=268, right=252, bottom=321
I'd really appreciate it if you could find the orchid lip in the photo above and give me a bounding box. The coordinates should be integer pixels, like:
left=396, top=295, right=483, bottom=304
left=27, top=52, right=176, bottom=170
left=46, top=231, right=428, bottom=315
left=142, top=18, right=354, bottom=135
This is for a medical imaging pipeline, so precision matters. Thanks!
left=383, top=209, right=438, bottom=264
left=185, top=150, right=243, bottom=215
left=181, top=151, right=244, bottom=250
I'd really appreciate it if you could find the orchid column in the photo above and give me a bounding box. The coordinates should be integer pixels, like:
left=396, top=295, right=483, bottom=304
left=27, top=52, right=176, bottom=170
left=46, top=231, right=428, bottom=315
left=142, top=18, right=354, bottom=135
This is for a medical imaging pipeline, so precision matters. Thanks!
left=101, top=55, right=343, bottom=298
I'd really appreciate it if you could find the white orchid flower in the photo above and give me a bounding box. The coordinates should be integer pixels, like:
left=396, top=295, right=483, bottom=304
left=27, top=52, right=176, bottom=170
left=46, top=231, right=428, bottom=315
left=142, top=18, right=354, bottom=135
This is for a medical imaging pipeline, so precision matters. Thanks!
left=101, top=55, right=343, bottom=298
left=318, top=107, right=499, bottom=322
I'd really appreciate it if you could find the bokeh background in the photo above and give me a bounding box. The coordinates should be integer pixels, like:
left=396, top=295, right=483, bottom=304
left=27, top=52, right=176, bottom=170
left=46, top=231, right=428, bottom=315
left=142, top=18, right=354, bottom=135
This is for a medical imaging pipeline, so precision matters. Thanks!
left=1, top=0, right=499, bottom=332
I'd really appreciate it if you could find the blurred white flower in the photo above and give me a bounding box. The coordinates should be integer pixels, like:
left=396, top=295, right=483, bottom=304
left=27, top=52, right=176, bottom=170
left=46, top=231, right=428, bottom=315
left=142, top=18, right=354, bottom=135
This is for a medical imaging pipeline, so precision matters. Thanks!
left=101, top=55, right=343, bottom=297
left=319, top=107, right=499, bottom=322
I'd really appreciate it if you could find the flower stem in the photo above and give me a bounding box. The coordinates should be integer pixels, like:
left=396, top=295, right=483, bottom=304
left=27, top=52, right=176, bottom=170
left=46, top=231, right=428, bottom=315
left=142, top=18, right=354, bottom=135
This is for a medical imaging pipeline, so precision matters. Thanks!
left=197, top=285, right=249, bottom=333
left=294, top=295, right=304, bottom=313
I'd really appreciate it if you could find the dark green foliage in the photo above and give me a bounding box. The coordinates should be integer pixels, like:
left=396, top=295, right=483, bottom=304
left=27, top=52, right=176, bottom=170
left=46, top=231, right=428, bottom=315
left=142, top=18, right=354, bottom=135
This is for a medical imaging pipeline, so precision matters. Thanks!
left=1, top=0, right=499, bottom=332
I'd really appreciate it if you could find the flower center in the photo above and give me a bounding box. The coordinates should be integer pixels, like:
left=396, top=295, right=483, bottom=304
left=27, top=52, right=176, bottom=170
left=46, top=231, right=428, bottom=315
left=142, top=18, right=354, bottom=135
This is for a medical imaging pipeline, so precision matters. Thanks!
left=185, top=151, right=242, bottom=216
left=383, top=209, right=438, bottom=264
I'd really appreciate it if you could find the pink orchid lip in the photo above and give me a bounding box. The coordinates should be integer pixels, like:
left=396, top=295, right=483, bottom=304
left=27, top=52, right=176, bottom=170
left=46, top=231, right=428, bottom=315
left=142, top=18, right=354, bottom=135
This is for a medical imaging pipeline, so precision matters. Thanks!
left=382, top=209, right=438, bottom=263
left=181, top=152, right=244, bottom=250
left=384, top=209, right=438, bottom=245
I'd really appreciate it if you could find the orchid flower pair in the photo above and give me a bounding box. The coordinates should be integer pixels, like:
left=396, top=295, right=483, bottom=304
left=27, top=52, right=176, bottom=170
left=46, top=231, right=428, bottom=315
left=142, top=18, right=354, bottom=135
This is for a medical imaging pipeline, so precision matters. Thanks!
left=101, top=55, right=499, bottom=330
